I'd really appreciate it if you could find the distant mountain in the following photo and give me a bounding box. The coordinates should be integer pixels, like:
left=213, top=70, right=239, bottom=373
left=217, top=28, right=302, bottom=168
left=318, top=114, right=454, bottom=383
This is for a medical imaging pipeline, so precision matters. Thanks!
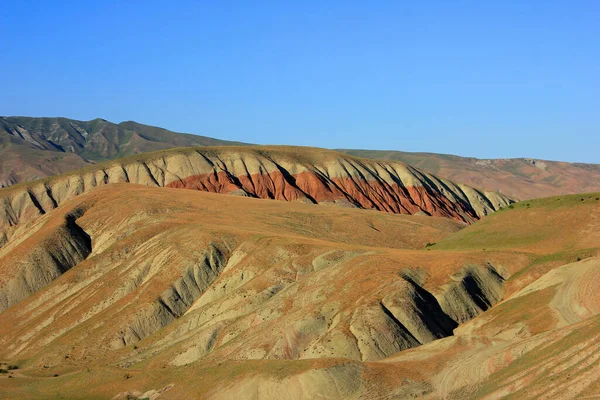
left=340, top=149, right=600, bottom=200
left=0, top=116, right=244, bottom=187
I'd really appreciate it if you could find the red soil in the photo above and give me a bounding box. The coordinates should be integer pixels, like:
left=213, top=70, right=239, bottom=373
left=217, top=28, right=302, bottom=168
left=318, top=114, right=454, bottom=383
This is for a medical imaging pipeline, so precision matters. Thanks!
left=167, top=170, right=478, bottom=222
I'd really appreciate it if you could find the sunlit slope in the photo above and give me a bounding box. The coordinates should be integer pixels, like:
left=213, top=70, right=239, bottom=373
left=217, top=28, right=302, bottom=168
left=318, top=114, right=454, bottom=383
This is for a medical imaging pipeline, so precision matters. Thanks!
left=202, top=196, right=600, bottom=400
left=1, top=188, right=599, bottom=399
left=363, top=195, right=600, bottom=399
left=433, top=193, right=599, bottom=252
left=0, top=184, right=509, bottom=370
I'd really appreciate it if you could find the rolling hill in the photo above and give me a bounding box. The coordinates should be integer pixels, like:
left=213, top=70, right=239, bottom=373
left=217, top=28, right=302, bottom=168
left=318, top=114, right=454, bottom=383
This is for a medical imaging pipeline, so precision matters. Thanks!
left=1, top=123, right=599, bottom=399
left=0, top=175, right=598, bottom=398
left=341, top=149, right=600, bottom=200
left=0, top=145, right=512, bottom=250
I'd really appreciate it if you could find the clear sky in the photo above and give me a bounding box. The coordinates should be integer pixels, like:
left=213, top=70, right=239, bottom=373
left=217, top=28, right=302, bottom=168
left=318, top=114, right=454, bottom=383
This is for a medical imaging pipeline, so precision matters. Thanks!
left=1, top=1, right=599, bottom=162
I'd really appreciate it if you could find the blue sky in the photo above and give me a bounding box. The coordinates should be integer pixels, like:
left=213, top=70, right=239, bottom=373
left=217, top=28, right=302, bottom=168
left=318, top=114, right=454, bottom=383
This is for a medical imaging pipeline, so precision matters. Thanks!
left=1, top=1, right=599, bottom=162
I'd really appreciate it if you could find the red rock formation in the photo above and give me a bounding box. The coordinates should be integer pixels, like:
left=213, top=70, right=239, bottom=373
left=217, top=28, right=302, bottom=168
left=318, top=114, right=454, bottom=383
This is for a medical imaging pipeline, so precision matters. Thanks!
left=167, top=170, right=480, bottom=223
left=0, top=147, right=512, bottom=238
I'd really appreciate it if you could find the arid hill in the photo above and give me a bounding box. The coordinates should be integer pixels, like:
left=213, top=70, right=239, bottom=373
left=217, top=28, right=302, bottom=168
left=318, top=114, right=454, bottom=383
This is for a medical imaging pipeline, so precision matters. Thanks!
left=0, top=181, right=599, bottom=399
left=341, top=149, right=600, bottom=200
left=0, top=116, right=243, bottom=187
left=0, top=146, right=511, bottom=245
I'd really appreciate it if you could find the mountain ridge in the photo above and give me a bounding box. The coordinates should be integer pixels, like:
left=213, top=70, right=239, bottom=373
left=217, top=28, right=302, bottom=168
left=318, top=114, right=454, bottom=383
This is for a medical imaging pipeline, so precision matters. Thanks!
left=0, top=116, right=245, bottom=187
left=3, top=116, right=600, bottom=203
left=340, top=148, right=600, bottom=200
left=0, top=145, right=512, bottom=250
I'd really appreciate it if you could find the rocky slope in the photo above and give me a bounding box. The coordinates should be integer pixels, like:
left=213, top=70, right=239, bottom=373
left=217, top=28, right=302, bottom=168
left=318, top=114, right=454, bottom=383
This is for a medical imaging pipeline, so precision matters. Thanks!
left=341, top=149, right=600, bottom=200
left=0, top=146, right=511, bottom=246
left=0, top=116, right=244, bottom=187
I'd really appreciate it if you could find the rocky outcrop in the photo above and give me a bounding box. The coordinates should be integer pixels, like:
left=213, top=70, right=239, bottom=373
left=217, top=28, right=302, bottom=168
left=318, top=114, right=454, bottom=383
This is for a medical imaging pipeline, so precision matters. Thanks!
left=0, top=147, right=512, bottom=244
left=343, top=264, right=506, bottom=362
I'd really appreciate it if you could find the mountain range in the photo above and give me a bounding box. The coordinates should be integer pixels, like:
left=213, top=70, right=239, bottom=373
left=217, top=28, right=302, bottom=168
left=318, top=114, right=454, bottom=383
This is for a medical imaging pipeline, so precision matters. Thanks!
left=341, top=149, right=600, bottom=199
left=2, top=116, right=600, bottom=201
left=0, top=116, right=243, bottom=187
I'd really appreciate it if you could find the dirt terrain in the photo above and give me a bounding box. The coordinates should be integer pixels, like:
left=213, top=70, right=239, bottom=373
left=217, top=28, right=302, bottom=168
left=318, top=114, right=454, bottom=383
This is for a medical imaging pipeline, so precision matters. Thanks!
left=0, top=149, right=598, bottom=399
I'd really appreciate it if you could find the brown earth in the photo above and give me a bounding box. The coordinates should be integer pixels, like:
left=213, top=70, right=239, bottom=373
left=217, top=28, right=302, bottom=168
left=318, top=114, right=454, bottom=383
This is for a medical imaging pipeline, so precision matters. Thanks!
left=341, top=149, right=600, bottom=200
left=0, top=184, right=505, bottom=397
left=0, top=181, right=599, bottom=399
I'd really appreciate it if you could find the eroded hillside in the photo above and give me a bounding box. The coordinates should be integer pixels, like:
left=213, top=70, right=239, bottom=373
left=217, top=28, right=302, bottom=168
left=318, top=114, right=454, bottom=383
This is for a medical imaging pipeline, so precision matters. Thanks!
left=341, top=149, right=600, bottom=200
left=0, top=146, right=511, bottom=249
left=0, top=184, right=520, bottom=398
left=0, top=176, right=598, bottom=399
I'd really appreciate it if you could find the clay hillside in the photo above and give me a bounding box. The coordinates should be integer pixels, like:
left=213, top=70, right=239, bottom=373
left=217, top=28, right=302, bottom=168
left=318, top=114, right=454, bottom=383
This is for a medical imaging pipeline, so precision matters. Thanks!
left=0, top=116, right=244, bottom=187
left=341, top=149, right=600, bottom=200
left=0, top=146, right=512, bottom=246
left=0, top=166, right=599, bottom=398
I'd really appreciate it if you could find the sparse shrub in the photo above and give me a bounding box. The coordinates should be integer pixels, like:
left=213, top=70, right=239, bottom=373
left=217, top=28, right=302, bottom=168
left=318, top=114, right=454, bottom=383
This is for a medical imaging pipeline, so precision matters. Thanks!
left=425, top=242, right=436, bottom=248
left=596, top=197, right=599, bottom=201
left=0, top=369, right=7, bottom=374
left=581, top=198, right=584, bottom=201
left=577, top=257, right=582, bottom=261
left=508, top=205, right=515, bottom=209
left=53, top=374, right=59, bottom=377
left=7, top=365, right=18, bottom=370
